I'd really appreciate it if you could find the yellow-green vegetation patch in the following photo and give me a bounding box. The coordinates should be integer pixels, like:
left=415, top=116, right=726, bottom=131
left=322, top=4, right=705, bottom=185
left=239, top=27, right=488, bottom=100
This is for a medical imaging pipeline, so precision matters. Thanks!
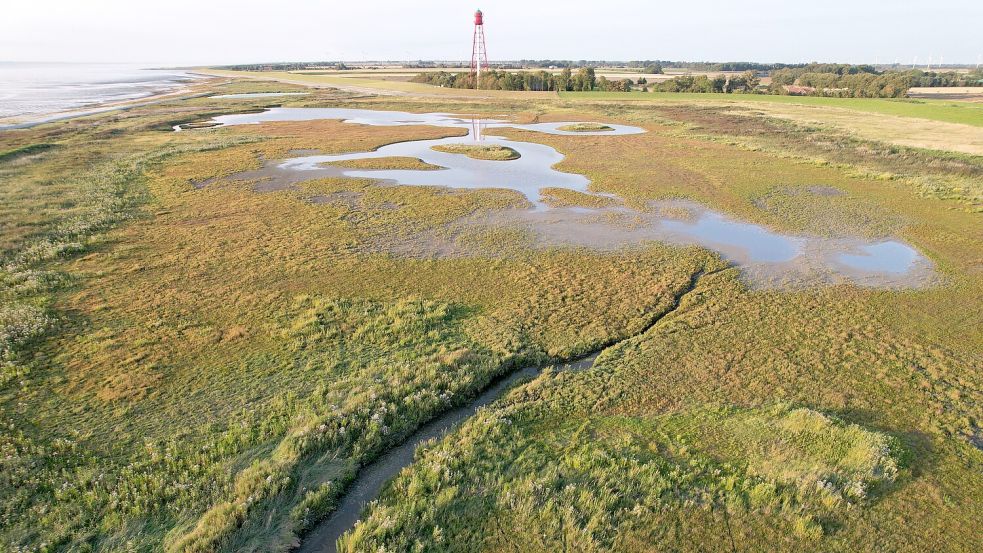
left=751, top=185, right=905, bottom=238
left=212, top=79, right=310, bottom=95
left=557, top=122, right=615, bottom=132
left=655, top=203, right=700, bottom=221
left=170, top=296, right=505, bottom=553
left=0, top=143, right=54, bottom=163
left=323, top=156, right=444, bottom=171
left=540, top=187, right=619, bottom=209
left=340, top=400, right=904, bottom=552
left=175, top=120, right=223, bottom=130
left=648, top=403, right=902, bottom=500
left=431, top=143, right=520, bottom=161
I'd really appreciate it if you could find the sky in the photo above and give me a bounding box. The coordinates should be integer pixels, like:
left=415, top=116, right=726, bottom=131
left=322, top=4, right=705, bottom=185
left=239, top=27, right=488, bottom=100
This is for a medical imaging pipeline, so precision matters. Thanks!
left=3, top=0, right=981, bottom=65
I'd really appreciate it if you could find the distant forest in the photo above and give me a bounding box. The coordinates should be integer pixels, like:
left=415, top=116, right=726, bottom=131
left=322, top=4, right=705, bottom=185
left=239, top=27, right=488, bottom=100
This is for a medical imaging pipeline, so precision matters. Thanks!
left=664, top=65, right=983, bottom=98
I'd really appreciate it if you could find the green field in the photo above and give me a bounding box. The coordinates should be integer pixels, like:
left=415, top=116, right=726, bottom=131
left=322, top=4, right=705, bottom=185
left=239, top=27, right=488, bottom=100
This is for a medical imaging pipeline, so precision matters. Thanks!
left=1, top=77, right=980, bottom=552
left=560, top=91, right=983, bottom=127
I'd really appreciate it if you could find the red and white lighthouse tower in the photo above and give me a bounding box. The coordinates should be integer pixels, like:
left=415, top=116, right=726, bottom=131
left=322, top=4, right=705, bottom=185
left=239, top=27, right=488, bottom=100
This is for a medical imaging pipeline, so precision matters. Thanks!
left=470, top=9, right=489, bottom=89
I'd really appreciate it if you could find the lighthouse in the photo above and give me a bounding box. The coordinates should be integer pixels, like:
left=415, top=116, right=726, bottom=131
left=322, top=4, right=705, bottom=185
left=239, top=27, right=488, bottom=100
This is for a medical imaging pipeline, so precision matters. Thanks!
left=470, top=9, right=489, bottom=89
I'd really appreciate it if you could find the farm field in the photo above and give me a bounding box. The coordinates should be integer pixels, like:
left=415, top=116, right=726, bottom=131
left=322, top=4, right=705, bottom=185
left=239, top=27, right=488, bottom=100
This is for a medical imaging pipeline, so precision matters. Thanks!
left=197, top=69, right=559, bottom=99
left=0, top=75, right=980, bottom=553
left=560, top=90, right=983, bottom=127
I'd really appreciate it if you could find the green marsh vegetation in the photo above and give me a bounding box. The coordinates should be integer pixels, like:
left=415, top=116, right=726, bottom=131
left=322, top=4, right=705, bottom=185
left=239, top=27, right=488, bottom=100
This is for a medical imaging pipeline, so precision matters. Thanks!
left=323, top=156, right=444, bottom=171
left=430, top=143, right=521, bottom=161
left=0, top=78, right=980, bottom=552
left=556, top=122, right=615, bottom=132
left=539, top=187, right=619, bottom=209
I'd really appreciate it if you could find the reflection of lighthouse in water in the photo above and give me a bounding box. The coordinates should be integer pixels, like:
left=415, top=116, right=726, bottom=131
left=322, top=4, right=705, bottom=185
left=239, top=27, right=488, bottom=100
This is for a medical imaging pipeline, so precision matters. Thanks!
left=471, top=114, right=485, bottom=141
left=470, top=9, right=488, bottom=89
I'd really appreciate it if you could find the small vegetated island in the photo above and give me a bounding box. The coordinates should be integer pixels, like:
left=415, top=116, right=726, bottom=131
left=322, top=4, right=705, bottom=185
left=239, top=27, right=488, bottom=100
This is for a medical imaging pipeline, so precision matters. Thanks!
left=431, top=143, right=521, bottom=160
left=557, top=122, right=615, bottom=132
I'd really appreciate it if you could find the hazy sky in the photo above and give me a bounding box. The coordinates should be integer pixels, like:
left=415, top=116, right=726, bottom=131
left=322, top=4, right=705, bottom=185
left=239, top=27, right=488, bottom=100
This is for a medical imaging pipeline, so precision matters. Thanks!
left=4, top=0, right=981, bottom=65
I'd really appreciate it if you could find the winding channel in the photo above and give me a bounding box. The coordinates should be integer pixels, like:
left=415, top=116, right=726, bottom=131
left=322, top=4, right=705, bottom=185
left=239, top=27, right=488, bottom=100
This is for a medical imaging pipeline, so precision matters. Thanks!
left=297, top=269, right=715, bottom=552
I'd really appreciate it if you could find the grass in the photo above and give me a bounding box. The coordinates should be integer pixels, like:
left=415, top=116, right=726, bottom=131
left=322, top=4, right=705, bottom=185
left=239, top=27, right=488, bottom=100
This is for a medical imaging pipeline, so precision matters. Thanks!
left=559, top=91, right=983, bottom=127
left=430, top=143, right=521, bottom=160
left=556, top=122, right=615, bottom=132
left=539, top=187, right=618, bottom=209
left=0, top=143, right=54, bottom=162
left=324, top=156, right=443, bottom=171
left=0, top=78, right=980, bottom=552
left=340, top=399, right=906, bottom=552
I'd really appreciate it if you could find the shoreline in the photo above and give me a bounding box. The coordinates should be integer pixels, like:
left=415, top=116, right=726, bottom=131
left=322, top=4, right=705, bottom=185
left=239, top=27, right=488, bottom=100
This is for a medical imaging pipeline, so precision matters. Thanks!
left=0, top=74, right=219, bottom=131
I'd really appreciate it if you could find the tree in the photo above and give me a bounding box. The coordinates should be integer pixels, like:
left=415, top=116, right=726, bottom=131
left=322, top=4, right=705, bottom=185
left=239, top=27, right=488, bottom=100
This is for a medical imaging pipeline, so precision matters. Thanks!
left=577, top=67, right=596, bottom=91
left=711, top=76, right=727, bottom=93
left=558, top=67, right=572, bottom=91
left=742, top=70, right=760, bottom=92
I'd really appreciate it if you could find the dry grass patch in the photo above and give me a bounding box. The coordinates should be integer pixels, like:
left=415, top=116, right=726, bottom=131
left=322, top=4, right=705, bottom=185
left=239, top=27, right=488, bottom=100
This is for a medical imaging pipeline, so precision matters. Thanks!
left=738, top=102, right=983, bottom=156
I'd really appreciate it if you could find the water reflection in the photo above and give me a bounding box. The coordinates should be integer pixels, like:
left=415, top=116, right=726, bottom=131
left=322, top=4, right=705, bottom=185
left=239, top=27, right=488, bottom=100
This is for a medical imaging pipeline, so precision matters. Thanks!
left=836, top=241, right=920, bottom=273
left=471, top=114, right=485, bottom=141
left=198, top=107, right=934, bottom=286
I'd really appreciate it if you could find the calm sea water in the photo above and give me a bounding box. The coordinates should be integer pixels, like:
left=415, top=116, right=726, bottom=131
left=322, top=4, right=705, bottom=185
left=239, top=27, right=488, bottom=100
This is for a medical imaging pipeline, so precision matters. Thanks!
left=0, top=62, right=197, bottom=121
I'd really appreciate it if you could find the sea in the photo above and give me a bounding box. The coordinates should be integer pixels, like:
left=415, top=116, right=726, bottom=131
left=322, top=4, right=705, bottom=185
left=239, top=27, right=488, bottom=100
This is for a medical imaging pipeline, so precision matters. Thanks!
left=0, top=62, right=198, bottom=124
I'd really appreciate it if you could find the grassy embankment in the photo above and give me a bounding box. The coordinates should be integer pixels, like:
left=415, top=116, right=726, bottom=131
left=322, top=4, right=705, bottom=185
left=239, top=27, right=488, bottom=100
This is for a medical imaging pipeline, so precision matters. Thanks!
left=1, top=79, right=980, bottom=552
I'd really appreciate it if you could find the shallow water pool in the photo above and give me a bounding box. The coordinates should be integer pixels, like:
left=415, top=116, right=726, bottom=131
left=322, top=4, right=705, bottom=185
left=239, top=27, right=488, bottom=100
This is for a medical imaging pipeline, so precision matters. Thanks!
left=196, top=107, right=935, bottom=286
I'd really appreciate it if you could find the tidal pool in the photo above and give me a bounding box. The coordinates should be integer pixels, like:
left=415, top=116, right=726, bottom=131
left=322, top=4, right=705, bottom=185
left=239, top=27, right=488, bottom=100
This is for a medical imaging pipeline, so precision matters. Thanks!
left=661, top=209, right=803, bottom=263
left=195, top=107, right=935, bottom=286
left=280, top=134, right=589, bottom=210
left=208, top=107, right=646, bottom=136
left=836, top=241, right=921, bottom=273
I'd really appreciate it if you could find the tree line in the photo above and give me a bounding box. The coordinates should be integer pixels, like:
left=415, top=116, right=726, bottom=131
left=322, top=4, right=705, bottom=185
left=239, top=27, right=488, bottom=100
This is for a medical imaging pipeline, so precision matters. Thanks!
left=651, top=67, right=983, bottom=98
left=768, top=67, right=983, bottom=97
left=412, top=67, right=609, bottom=92
left=653, top=71, right=760, bottom=93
